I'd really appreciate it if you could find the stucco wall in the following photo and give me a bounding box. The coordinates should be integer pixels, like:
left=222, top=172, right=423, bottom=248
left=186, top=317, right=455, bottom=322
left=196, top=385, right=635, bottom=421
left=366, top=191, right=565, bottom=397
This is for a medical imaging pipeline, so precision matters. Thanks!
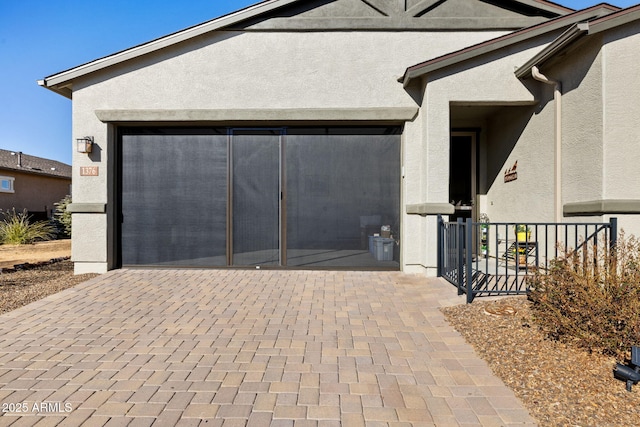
left=69, top=29, right=507, bottom=273
left=601, top=24, right=640, bottom=201
left=413, top=35, right=558, bottom=271
left=600, top=24, right=640, bottom=239
left=479, top=34, right=606, bottom=228
left=546, top=35, right=605, bottom=206
left=73, top=31, right=507, bottom=110
left=0, top=169, right=70, bottom=216
left=484, top=102, right=555, bottom=223
left=501, top=24, right=640, bottom=243
left=530, top=23, right=640, bottom=239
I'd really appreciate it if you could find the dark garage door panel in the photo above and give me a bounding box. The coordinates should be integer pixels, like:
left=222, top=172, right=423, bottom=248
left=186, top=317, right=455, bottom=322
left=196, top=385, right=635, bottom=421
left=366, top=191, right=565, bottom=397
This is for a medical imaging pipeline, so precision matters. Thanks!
left=119, top=127, right=401, bottom=269
left=121, top=132, right=228, bottom=266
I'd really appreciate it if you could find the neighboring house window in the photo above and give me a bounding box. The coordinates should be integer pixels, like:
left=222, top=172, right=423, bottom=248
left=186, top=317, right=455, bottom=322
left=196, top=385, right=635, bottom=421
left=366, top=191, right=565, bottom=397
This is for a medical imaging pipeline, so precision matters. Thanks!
left=0, top=176, right=15, bottom=193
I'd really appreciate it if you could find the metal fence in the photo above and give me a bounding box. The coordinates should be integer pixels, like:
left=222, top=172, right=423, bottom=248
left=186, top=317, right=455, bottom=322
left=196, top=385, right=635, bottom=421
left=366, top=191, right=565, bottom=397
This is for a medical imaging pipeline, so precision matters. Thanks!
left=437, top=216, right=618, bottom=303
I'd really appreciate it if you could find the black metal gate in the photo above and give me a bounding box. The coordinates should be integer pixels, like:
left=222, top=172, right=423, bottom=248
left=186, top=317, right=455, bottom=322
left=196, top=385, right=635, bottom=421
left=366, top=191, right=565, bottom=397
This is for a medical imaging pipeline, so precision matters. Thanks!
left=437, top=216, right=618, bottom=303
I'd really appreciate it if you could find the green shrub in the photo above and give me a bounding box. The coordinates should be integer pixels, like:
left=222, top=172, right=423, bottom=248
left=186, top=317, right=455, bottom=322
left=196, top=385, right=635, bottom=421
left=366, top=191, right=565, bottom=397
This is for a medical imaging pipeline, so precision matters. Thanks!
left=0, top=208, right=55, bottom=245
left=528, top=234, right=640, bottom=359
left=53, top=195, right=72, bottom=237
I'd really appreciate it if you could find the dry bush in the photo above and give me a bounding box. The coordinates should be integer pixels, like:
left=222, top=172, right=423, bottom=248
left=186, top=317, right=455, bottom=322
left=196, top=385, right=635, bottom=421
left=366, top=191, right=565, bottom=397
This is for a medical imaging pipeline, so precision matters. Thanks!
left=528, top=233, right=640, bottom=359
left=0, top=208, right=55, bottom=245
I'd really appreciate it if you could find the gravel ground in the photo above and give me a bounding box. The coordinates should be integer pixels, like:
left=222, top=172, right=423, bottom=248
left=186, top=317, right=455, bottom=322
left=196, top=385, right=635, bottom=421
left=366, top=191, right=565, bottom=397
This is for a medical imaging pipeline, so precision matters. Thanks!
left=442, top=297, right=640, bottom=427
left=0, top=260, right=97, bottom=315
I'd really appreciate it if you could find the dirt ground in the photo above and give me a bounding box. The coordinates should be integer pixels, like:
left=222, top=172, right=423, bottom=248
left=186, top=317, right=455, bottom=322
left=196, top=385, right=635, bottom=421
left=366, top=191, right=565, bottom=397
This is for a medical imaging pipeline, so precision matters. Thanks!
left=0, top=239, right=71, bottom=269
left=0, top=260, right=97, bottom=315
left=442, top=297, right=640, bottom=426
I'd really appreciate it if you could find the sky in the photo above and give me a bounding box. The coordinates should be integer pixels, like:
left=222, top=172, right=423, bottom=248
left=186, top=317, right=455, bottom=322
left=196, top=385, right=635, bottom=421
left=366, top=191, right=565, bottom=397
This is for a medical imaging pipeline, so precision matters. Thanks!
left=0, top=0, right=637, bottom=165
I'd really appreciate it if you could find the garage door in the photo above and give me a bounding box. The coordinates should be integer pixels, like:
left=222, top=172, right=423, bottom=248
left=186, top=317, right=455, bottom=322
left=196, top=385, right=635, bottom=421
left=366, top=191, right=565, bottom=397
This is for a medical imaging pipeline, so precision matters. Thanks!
left=120, top=127, right=400, bottom=269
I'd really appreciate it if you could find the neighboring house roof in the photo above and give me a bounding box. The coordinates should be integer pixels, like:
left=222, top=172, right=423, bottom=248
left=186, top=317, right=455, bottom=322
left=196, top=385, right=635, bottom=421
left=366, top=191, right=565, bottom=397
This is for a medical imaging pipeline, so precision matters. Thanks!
left=516, top=3, right=640, bottom=78
left=39, top=0, right=574, bottom=99
left=0, top=149, right=71, bottom=179
left=400, top=3, right=619, bottom=86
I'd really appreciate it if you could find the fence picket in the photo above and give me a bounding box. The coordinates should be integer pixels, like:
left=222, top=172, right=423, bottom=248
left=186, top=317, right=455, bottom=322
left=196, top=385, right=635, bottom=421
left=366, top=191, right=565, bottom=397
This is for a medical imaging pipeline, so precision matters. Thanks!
left=437, top=218, right=618, bottom=303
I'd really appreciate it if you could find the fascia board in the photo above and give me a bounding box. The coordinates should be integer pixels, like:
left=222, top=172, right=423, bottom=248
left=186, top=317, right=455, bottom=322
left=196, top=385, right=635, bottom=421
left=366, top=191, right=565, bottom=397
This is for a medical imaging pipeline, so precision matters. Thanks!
left=514, top=4, right=640, bottom=78
left=402, top=26, right=558, bottom=86
left=514, top=22, right=589, bottom=79
left=401, top=4, right=619, bottom=87
left=38, top=79, right=73, bottom=99
left=587, top=5, right=640, bottom=34
left=41, top=0, right=300, bottom=89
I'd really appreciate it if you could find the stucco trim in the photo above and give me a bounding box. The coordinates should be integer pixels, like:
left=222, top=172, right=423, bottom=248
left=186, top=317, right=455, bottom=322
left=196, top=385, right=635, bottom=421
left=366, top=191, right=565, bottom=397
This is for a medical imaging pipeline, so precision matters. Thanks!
left=406, top=203, right=455, bottom=216
left=95, top=108, right=419, bottom=123
left=564, top=200, right=640, bottom=216
left=241, top=17, right=549, bottom=31
left=67, top=203, right=107, bottom=214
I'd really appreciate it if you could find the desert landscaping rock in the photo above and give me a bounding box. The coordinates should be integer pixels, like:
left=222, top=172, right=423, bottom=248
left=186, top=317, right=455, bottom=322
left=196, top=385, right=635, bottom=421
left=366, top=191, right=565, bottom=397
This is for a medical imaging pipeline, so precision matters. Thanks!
left=0, top=260, right=97, bottom=315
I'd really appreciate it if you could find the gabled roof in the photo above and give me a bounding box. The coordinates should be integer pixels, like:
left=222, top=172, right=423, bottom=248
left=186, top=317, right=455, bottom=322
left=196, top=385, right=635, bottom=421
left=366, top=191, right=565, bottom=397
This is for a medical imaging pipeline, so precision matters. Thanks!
left=516, top=3, right=640, bottom=77
left=40, top=0, right=574, bottom=99
left=0, top=149, right=71, bottom=179
left=400, top=3, right=619, bottom=86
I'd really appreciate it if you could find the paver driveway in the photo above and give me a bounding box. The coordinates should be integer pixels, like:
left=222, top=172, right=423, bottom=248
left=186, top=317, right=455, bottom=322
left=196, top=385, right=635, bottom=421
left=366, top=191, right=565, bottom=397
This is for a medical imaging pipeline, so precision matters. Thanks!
left=0, top=269, right=536, bottom=426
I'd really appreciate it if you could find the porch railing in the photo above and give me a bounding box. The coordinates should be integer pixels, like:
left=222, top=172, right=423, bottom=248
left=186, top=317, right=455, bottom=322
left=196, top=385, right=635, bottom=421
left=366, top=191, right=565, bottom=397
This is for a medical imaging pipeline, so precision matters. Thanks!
left=437, top=216, right=618, bottom=303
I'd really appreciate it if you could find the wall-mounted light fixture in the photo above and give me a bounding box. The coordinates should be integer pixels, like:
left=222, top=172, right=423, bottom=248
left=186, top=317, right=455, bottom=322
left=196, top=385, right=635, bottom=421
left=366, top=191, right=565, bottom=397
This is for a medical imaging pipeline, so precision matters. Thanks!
left=614, top=346, right=640, bottom=391
left=76, top=136, right=94, bottom=154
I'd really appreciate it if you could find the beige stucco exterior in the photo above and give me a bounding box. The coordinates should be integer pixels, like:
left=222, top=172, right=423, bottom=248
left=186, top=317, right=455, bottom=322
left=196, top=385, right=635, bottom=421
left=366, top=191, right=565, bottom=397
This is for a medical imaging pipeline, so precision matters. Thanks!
left=406, top=35, right=562, bottom=271
left=40, top=0, right=640, bottom=275
left=530, top=18, right=640, bottom=238
left=69, top=29, right=508, bottom=274
left=403, top=6, right=640, bottom=270
left=602, top=25, right=640, bottom=201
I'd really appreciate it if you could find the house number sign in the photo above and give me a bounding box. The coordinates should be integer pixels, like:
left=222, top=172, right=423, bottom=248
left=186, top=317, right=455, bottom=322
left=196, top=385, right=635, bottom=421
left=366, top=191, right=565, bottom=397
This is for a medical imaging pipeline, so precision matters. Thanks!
left=80, top=166, right=99, bottom=176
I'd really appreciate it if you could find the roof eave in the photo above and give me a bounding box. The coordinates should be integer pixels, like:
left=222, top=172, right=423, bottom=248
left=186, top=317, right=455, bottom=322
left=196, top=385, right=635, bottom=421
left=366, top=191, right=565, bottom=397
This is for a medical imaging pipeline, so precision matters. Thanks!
left=587, top=4, right=640, bottom=34
left=38, top=80, right=72, bottom=99
left=514, top=22, right=589, bottom=79
left=515, top=4, right=640, bottom=78
left=400, top=3, right=620, bottom=87
left=0, top=166, right=71, bottom=180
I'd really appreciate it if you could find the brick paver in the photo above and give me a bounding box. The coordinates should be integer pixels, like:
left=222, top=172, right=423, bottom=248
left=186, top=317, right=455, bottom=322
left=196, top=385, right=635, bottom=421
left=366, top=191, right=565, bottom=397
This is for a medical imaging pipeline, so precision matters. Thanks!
left=0, top=269, right=537, bottom=426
